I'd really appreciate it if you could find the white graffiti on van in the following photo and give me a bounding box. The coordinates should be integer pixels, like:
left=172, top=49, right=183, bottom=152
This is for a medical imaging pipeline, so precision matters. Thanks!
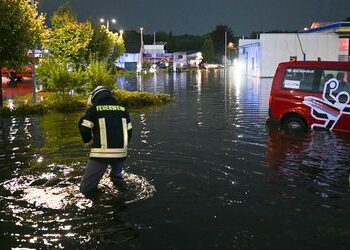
left=303, top=78, right=350, bottom=130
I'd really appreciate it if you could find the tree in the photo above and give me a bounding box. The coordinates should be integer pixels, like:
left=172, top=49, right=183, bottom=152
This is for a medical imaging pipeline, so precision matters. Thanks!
left=112, top=32, right=126, bottom=63
left=202, top=38, right=215, bottom=63
left=123, top=30, right=141, bottom=53
left=123, top=30, right=203, bottom=54
left=249, top=31, right=261, bottom=39
left=171, top=34, right=203, bottom=53
left=83, top=56, right=116, bottom=91
left=0, top=0, right=45, bottom=108
left=88, top=24, right=125, bottom=68
left=209, top=25, right=235, bottom=61
left=167, top=32, right=176, bottom=52
left=42, top=4, right=93, bottom=64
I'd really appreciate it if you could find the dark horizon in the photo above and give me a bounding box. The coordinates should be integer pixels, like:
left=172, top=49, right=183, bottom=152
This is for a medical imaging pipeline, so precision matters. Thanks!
left=38, top=0, right=350, bottom=36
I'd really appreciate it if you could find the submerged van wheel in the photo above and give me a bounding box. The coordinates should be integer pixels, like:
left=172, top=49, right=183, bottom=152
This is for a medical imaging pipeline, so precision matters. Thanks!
left=282, top=116, right=307, bottom=132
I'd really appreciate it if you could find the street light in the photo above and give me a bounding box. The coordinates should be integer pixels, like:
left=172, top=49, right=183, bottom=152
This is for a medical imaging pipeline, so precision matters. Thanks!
left=140, top=27, right=144, bottom=68
left=224, top=31, right=227, bottom=70
left=100, top=18, right=116, bottom=31
left=119, top=29, right=124, bottom=36
left=140, top=27, right=144, bottom=47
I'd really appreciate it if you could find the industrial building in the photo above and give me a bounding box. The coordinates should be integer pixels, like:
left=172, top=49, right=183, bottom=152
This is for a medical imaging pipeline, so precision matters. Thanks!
left=238, top=22, right=350, bottom=77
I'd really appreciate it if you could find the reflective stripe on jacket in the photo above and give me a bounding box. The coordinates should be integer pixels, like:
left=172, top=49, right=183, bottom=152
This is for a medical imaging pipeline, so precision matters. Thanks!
left=79, top=101, right=132, bottom=159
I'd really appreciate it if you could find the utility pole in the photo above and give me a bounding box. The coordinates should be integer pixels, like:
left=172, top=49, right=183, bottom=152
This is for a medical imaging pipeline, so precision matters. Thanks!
left=224, top=31, right=227, bottom=71
left=224, top=31, right=228, bottom=106
left=153, top=32, right=156, bottom=64
left=31, top=0, right=37, bottom=103
left=296, top=33, right=306, bottom=61
left=139, top=27, right=144, bottom=69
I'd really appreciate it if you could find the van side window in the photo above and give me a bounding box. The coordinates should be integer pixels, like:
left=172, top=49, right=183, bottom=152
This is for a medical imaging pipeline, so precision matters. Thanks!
left=282, top=68, right=315, bottom=91
left=319, top=70, right=350, bottom=94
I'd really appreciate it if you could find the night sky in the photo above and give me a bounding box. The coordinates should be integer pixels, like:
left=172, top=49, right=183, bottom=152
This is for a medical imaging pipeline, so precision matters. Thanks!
left=38, top=0, right=350, bottom=36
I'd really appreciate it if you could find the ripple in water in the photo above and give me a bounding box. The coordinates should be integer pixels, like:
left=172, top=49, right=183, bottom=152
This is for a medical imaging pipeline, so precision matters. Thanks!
left=0, top=164, right=155, bottom=248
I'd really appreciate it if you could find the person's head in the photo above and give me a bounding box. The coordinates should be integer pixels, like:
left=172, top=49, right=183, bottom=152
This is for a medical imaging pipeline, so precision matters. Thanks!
left=87, top=86, right=112, bottom=105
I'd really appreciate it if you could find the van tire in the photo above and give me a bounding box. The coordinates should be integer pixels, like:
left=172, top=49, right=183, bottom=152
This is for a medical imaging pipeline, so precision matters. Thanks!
left=282, top=116, right=307, bottom=132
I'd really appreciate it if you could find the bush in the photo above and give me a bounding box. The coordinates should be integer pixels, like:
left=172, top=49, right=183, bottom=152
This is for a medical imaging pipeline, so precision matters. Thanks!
left=84, top=56, right=116, bottom=91
left=113, top=89, right=172, bottom=108
left=36, top=58, right=71, bottom=93
left=0, top=103, right=48, bottom=116
left=69, top=65, right=86, bottom=92
left=142, top=62, right=153, bottom=71
left=0, top=90, right=172, bottom=117
left=37, top=55, right=117, bottom=95
left=44, top=93, right=87, bottom=112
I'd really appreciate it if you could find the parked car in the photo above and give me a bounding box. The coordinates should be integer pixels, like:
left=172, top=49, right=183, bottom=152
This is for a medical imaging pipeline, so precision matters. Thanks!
left=199, top=62, right=224, bottom=70
left=267, top=61, right=350, bottom=132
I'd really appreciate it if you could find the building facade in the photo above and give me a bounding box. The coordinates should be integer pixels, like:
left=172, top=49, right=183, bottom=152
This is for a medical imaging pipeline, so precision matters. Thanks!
left=238, top=22, right=350, bottom=77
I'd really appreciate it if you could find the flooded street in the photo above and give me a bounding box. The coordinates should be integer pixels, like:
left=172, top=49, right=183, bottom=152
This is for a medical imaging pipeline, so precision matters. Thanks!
left=0, top=70, right=350, bottom=249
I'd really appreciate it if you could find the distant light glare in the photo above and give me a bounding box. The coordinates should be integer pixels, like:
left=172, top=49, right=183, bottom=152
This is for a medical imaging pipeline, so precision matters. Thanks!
left=7, top=99, right=15, bottom=110
left=233, top=59, right=244, bottom=97
left=37, top=156, right=43, bottom=163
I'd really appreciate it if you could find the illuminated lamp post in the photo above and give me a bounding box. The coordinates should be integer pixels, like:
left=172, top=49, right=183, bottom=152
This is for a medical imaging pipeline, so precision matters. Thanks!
left=100, top=18, right=116, bottom=31
left=224, top=31, right=227, bottom=70
left=228, top=42, right=236, bottom=62
left=139, top=27, right=144, bottom=70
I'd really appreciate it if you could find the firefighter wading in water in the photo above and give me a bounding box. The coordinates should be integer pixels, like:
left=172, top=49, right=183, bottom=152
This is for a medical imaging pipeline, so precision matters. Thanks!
left=78, top=86, right=132, bottom=196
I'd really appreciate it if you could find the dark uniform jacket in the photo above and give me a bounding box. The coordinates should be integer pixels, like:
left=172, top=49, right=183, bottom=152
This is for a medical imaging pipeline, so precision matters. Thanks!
left=78, top=91, right=132, bottom=159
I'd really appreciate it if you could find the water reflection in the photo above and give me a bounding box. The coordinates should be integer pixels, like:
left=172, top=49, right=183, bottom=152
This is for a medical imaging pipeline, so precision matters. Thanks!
left=119, top=72, right=193, bottom=95
left=267, top=126, right=350, bottom=201
left=2, top=167, right=155, bottom=209
left=0, top=70, right=349, bottom=249
left=0, top=112, right=156, bottom=248
left=117, top=76, right=137, bottom=91
left=139, top=113, right=150, bottom=145
left=0, top=163, right=155, bottom=248
left=0, top=117, right=43, bottom=179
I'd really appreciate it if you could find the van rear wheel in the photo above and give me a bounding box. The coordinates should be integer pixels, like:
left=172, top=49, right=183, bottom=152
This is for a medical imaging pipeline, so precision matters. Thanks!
left=282, top=116, right=307, bottom=132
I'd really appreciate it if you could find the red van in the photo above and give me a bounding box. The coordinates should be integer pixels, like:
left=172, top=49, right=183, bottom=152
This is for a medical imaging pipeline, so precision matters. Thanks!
left=268, top=61, right=350, bottom=132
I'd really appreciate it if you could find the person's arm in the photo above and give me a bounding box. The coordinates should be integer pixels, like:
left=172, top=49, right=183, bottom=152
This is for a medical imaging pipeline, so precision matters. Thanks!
left=78, top=108, right=94, bottom=143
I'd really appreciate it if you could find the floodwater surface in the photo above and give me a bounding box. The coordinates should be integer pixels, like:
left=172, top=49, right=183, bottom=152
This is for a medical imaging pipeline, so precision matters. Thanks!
left=0, top=70, right=349, bottom=249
